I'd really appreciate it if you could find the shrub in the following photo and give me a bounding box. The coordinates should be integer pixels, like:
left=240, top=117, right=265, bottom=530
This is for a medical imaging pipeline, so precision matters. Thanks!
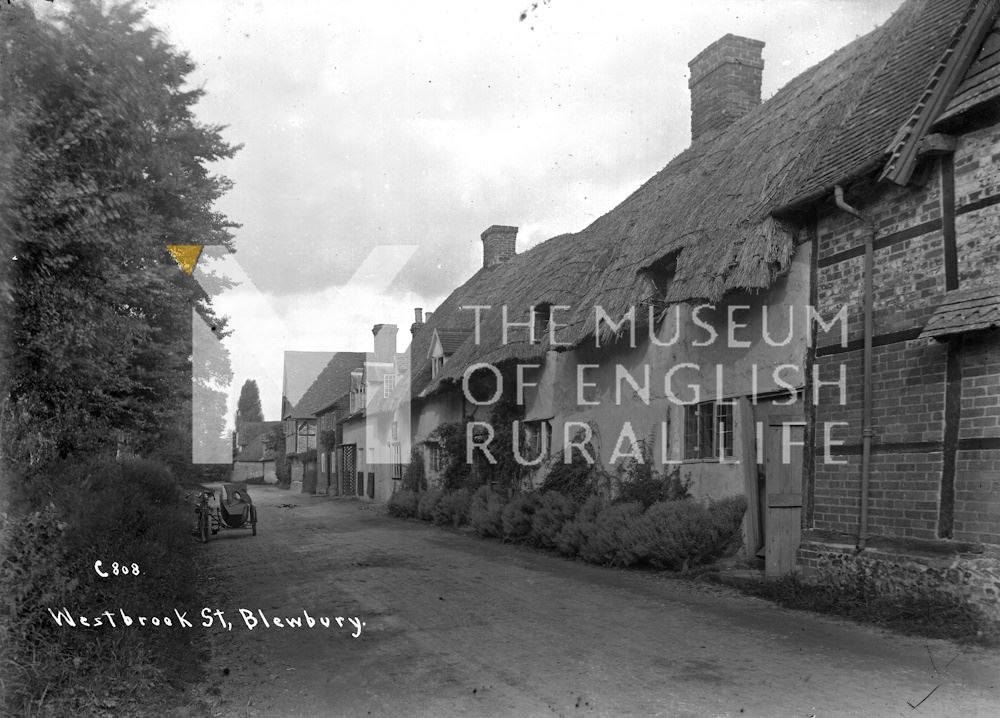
left=530, top=491, right=577, bottom=549
left=469, top=485, right=507, bottom=538
left=625, top=500, right=717, bottom=571
left=538, top=436, right=603, bottom=504
left=387, top=489, right=418, bottom=518
left=416, top=488, right=444, bottom=521
left=615, top=466, right=690, bottom=508
left=579, top=502, right=645, bottom=567
left=401, top=446, right=427, bottom=492
left=707, top=494, right=748, bottom=556
left=501, top=492, right=542, bottom=543
left=555, top=494, right=607, bottom=557
left=434, top=488, right=471, bottom=527
left=2, top=456, right=196, bottom=716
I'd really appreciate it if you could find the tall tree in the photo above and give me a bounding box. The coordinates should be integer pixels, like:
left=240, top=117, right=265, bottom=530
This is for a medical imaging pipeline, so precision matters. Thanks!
left=236, top=379, right=264, bottom=424
left=0, top=1, right=239, bottom=468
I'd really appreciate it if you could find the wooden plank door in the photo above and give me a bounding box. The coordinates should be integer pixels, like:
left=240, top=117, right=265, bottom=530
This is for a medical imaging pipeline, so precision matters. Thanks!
left=763, top=414, right=805, bottom=577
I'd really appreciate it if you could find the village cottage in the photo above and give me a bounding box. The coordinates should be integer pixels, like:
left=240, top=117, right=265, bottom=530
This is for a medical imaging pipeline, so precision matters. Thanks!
left=400, top=0, right=1000, bottom=612
left=282, top=350, right=365, bottom=493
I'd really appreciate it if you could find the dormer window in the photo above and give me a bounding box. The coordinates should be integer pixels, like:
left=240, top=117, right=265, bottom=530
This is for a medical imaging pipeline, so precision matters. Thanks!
left=647, top=252, right=678, bottom=299
left=431, top=355, right=444, bottom=379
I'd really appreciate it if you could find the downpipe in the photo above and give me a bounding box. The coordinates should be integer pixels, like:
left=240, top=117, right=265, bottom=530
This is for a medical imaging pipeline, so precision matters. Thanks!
left=833, top=185, right=875, bottom=552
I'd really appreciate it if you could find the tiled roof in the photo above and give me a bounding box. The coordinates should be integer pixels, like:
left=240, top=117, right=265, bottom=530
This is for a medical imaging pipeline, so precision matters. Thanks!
left=795, top=0, right=975, bottom=198
left=938, top=15, right=1000, bottom=121
left=282, top=351, right=338, bottom=418
left=919, top=284, right=1000, bottom=340
left=435, top=329, right=473, bottom=355
left=288, top=351, right=367, bottom=419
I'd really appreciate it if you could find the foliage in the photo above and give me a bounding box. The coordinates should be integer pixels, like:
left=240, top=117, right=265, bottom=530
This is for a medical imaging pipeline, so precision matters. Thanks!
left=538, top=436, right=604, bottom=504
left=387, top=489, right=418, bottom=518
left=707, top=495, right=748, bottom=556
left=579, top=502, right=645, bottom=567
left=401, top=446, right=427, bottom=492
left=500, top=492, right=542, bottom=543
left=263, top=425, right=290, bottom=487
left=416, top=488, right=444, bottom=521
left=0, top=0, right=239, bottom=468
left=236, top=379, right=264, bottom=424
left=614, top=461, right=690, bottom=509
left=470, top=395, right=529, bottom=494
left=469, top=485, right=507, bottom=538
left=740, top=572, right=997, bottom=646
left=429, top=423, right=470, bottom=491
left=555, top=494, right=608, bottom=557
left=529, top=491, right=577, bottom=549
left=1, top=457, right=198, bottom=716
left=318, top=429, right=338, bottom=452
left=623, top=500, right=718, bottom=571
left=433, top=489, right=471, bottom=527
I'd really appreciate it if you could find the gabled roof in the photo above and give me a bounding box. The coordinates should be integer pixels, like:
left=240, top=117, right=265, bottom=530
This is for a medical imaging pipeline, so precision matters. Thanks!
left=937, top=13, right=1000, bottom=122
left=919, top=284, right=1000, bottom=340
left=403, top=0, right=999, bottom=399
left=429, top=328, right=473, bottom=357
left=287, top=351, right=367, bottom=419
left=281, top=351, right=339, bottom=418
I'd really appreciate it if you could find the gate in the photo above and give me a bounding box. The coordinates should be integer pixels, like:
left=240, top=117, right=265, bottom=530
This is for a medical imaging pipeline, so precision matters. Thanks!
left=340, top=444, right=356, bottom=495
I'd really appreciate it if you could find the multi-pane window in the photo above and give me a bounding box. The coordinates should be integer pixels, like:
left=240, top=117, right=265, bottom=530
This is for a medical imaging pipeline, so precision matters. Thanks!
left=683, top=401, right=735, bottom=460
left=431, top=355, right=444, bottom=379
left=383, top=374, right=396, bottom=398
left=523, top=419, right=552, bottom=460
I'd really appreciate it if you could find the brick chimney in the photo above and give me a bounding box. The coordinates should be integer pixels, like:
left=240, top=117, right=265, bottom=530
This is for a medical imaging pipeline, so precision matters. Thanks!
left=481, top=225, right=517, bottom=268
left=372, top=323, right=398, bottom=363
left=410, top=307, right=424, bottom=336
left=688, top=34, right=764, bottom=143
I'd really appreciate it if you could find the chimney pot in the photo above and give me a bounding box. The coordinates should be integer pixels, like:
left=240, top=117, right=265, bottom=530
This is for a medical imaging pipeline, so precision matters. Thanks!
left=480, top=225, right=518, bottom=268
left=688, top=34, right=764, bottom=143
left=411, top=307, right=425, bottom=336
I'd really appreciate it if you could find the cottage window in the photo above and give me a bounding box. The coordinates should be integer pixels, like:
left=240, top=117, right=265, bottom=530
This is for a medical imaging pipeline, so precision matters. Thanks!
left=383, top=374, right=396, bottom=397
left=431, top=355, right=445, bottom=379
left=683, top=401, right=734, bottom=460
left=427, top=442, right=443, bottom=473
left=523, top=419, right=552, bottom=460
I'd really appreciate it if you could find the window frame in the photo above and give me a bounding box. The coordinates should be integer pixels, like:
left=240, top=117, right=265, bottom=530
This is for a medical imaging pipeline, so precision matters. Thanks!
left=683, top=400, right=735, bottom=460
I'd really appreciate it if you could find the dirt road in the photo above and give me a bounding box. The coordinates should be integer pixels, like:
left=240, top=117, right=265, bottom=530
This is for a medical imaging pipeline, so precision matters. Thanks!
left=192, top=486, right=1000, bottom=717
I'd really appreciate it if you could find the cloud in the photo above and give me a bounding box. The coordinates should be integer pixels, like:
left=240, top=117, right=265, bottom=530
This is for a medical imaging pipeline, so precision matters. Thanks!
left=145, top=0, right=904, bottom=423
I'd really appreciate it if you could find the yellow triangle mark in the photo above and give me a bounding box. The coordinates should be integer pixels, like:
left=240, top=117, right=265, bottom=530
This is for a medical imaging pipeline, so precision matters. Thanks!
left=167, top=244, right=203, bottom=275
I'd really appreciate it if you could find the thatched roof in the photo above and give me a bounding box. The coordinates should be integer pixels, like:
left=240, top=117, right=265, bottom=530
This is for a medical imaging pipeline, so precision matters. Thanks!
left=411, top=0, right=995, bottom=397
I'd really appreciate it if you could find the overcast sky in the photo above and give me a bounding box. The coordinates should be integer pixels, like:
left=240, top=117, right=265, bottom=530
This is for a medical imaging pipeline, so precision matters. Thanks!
left=143, top=0, right=903, bottom=423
